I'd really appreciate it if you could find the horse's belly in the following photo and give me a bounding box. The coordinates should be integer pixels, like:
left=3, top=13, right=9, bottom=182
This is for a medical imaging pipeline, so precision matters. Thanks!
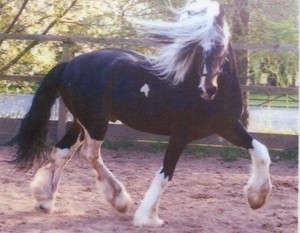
left=111, top=107, right=174, bottom=136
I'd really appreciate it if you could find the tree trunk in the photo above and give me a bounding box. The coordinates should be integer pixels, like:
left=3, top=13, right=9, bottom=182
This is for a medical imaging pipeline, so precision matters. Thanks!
left=232, top=0, right=250, bottom=127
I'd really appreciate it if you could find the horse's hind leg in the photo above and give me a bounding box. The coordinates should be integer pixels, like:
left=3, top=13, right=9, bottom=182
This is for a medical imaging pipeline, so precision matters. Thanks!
left=218, top=121, right=272, bottom=209
left=30, top=120, right=83, bottom=213
left=80, top=125, right=131, bottom=213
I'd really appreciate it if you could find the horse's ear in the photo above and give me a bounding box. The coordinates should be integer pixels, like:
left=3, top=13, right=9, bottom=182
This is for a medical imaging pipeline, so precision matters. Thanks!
left=215, top=4, right=225, bottom=26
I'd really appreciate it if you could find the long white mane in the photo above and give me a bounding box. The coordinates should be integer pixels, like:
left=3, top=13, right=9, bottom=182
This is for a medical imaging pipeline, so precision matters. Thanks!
left=133, top=0, right=230, bottom=85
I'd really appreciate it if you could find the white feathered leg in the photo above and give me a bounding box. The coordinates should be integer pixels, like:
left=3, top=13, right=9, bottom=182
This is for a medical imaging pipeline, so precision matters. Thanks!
left=133, top=168, right=169, bottom=227
left=244, top=139, right=272, bottom=209
left=80, top=130, right=131, bottom=213
left=31, top=141, right=81, bottom=213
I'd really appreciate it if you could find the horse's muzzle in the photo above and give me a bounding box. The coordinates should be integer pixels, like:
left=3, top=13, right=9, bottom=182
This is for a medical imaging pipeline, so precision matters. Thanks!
left=200, top=86, right=217, bottom=101
left=199, top=73, right=219, bottom=101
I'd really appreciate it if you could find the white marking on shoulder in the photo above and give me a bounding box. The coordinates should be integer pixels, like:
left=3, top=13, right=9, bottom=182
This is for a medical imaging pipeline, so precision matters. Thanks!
left=140, top=83, right=150, bottom=97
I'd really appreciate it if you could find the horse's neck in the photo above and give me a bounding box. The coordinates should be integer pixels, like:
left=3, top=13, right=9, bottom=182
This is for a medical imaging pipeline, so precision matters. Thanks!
left=227, top=42, right=238, bottom=76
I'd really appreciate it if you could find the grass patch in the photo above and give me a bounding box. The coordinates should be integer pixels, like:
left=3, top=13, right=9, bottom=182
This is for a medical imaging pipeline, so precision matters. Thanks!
left=221, top=147, right=241, bottom=162
left=249, top=93, right=298, bottom=108
left=281, top=147, right=298, bottom=161
left=185, top=145, right=214, bottom=158
left=147, top=141, right=168, bottom=153
left=102, top=139, right=135, bottom=151
left=185, top=144, right=248, bottom=162
left=101, top=138, right=297, bottom=163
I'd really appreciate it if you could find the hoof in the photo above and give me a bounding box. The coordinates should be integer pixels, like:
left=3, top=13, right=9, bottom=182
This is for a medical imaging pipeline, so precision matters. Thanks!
left=133, top=215, right=164, bottom=227
left=112, top=190, right=132, bottom=213
left=133, top=207, right=164, bottom=227
left=245, top=181, right=272, bottom=209
left=35, top=200, right=53, bottom=213
left=98, top=180, right=132, bottom=213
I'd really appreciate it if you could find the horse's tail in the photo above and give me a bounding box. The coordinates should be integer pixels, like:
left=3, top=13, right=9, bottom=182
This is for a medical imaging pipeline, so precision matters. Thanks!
left=9, top=61, right=68, bottom=170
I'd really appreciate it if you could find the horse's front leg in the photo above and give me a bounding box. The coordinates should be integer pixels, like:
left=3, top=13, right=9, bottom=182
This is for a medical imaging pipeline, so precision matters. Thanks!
left=133, top=135, right=188, bottom=227
left=218, top=121, right=272, bottom=209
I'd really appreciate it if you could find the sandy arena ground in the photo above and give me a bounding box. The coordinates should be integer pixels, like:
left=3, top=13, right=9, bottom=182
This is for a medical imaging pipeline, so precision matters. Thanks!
left=0, top=146, right=297, bottom=233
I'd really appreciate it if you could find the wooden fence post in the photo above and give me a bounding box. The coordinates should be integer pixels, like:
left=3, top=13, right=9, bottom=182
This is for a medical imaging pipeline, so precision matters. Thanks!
left=57, top=42, right=71, bottom=140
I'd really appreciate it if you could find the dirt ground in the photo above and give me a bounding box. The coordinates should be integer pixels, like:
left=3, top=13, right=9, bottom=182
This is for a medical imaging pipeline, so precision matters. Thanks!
left=0, top=146, right=297, bottom=233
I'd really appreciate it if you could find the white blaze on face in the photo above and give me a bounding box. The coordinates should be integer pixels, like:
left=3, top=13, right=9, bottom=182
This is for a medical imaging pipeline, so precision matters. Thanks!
left=140, top=83, right=150, bottom=97
left=198, top=64, right=207, bottom=93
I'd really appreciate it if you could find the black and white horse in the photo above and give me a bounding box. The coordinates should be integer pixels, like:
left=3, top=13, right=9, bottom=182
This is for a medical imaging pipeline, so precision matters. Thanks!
left=10, top=0, right=271, bottom=227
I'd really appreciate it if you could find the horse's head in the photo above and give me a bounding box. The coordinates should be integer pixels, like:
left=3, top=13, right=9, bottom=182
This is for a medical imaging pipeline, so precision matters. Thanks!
left=197, top=4, right=230, bottom=101
left=133, top=0, right=231, bottom=96
left=198, top=44, right=227, bottom=101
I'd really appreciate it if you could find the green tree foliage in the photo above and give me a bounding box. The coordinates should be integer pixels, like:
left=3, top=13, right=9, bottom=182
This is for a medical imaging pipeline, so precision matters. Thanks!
left=0, top=0, right=158, bottom=76
left=248, top=0, right=298, bottom=86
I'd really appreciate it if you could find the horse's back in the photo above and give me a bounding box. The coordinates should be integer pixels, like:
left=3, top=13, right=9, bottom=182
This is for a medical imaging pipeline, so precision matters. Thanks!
left=59, top=49, right=145, bottom=124
left=62, top=48, right=145, bottom=81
